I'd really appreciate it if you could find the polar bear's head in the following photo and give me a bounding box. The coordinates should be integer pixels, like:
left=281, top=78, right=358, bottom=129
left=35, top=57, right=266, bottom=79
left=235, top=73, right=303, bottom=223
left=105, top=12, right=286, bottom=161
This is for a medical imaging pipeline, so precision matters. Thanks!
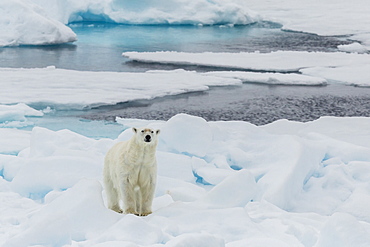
left=132, top=127, right=160, bottom=145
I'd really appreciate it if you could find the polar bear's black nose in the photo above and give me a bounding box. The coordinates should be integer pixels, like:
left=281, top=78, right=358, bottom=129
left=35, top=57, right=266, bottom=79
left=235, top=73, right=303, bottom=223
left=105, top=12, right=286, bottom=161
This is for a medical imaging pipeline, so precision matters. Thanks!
left=145, top=135, right=151, bottom=142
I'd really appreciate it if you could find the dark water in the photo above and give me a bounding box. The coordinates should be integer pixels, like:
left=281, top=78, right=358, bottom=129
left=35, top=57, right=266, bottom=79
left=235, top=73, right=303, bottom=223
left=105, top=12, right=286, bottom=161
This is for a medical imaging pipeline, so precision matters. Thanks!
left=1, top=23, right=368, bottom=125
left=81, top=83, right=370, bottom=125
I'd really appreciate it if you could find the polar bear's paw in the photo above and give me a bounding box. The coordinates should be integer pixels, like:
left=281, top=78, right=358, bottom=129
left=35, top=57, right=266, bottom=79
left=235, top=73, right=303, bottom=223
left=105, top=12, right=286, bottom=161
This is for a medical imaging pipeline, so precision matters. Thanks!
left=110, top=205, right=123, bottom=214
left=137, top=211, right=152, bottom=217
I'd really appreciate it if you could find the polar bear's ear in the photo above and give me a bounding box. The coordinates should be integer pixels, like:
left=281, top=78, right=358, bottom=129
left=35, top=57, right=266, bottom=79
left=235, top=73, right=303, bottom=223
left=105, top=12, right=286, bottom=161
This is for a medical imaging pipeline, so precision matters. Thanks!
left=156, top=129, right=160, bottom=135
left=132, top=127, right=138, bottom=133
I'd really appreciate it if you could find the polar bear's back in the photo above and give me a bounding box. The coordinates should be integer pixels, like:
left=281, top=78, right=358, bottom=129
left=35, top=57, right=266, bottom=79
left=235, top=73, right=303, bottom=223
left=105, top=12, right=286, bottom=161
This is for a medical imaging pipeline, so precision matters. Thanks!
left=106, top=141, right=128, bottom=160
left=104, top=140, right=129, bottom=179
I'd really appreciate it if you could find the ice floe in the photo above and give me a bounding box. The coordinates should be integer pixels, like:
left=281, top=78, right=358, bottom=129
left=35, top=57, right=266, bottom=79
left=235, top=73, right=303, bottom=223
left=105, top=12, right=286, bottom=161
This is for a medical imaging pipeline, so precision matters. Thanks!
left=0, top=67, right=241, bottom=109
left=123, top=51, right=370, bottom=87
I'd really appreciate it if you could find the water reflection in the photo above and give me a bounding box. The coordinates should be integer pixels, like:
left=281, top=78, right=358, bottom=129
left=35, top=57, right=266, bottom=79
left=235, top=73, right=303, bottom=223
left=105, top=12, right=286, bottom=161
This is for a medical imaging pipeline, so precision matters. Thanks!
left=0, top=44, right=77, bottom=69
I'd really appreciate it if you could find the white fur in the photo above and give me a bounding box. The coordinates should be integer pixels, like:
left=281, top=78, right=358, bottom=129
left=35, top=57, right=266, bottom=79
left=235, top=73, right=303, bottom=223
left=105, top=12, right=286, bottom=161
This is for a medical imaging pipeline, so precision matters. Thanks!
left=104, top=127, right=160, bottom=216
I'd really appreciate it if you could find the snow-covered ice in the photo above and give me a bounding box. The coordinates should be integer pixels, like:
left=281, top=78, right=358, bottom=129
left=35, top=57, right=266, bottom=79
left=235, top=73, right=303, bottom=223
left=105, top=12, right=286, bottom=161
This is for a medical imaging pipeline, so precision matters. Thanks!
left=245, top=0, right=370, bottom=48
left=0, top=67, right=241, bottom=109
left=30, top=0, right=259, bottom=26
left=1, top=109, right=370, bottom=246
left=0, top=0, right=76, bottom=47
left=205, top=71, right=327, bottom=86
left=0, top=66, right=332, bottom=110
left=0, top=103, right=43, bottom=125
left=338, top=43, right=369, bottom=54
left=123, top=51, right=370, bottom=87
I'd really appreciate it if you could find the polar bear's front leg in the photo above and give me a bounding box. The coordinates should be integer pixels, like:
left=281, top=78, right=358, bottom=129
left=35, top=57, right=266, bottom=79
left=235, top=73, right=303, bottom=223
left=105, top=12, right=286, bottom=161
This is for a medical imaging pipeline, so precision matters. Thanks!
left=121, top=182, right=137, bottom=215
left=140, top=182, right=155, bottom=216
left=107, top=192, right=122, bottom=213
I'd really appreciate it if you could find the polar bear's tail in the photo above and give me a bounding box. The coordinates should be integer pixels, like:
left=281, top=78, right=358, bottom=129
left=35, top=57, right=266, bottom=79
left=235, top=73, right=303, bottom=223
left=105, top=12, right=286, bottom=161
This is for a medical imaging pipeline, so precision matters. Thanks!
left=134, top=185, right=142, bottom=216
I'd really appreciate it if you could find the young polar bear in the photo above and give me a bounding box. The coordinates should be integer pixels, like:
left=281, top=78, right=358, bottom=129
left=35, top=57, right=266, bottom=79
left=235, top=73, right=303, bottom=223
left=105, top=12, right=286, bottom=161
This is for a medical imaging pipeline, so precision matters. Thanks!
left=104, top=127, right=160, bottom=216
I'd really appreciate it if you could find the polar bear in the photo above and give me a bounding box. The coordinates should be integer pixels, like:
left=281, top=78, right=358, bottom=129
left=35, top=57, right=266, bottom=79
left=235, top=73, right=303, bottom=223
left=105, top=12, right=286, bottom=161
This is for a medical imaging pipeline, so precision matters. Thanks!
left=104, top=127, right=160, bottom=216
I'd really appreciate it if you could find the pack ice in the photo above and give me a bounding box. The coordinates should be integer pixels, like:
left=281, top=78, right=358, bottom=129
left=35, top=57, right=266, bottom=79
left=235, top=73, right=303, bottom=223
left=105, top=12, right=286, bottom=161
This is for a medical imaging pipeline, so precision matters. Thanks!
left=1, top=109, right=370, bottom=246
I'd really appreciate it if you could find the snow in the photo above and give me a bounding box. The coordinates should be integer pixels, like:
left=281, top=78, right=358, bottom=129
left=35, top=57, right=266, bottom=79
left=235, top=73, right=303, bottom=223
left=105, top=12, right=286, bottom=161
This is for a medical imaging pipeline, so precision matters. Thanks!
left=338, top=43, right=368, bottom=54
left=0, top=103, right=43, bottom=126
left=206, top=71, right=327, bottom=86
left=1, top=111, right=370, bottom=246
left=0, top=129, right=31, bottom=155
left=315, top=213, right=370, bottom=247
left=197, top=170, right=257, bottom=209
left=0, top=67, right=241, bottom=109
left=160, top=114, right=212, bottom=157
left=0, top=0, right=76, bottom=47
left=244, top=0, right=370, bottom=47
left=123, top=51, right=370, bottom=87
left=31, top=0, right=259, bottom=26
left=301, top=65, right=370, bottom=88
left=165, top=233, right=224, bottom=247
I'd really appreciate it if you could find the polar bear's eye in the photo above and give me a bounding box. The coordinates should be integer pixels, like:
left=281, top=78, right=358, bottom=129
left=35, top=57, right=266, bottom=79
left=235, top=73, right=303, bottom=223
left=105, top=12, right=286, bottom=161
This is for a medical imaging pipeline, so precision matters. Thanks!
left=141, top=130, right=144, bottom=133
left=151, top=131, right=154, bottom=133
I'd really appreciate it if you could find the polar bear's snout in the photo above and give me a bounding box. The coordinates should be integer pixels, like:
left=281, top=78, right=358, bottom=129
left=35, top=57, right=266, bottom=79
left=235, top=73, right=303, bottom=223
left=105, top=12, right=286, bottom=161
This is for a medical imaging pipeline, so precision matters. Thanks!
left=134, top=128, right=160, bottom=144
left=144, top=134, right=152, bottom=142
